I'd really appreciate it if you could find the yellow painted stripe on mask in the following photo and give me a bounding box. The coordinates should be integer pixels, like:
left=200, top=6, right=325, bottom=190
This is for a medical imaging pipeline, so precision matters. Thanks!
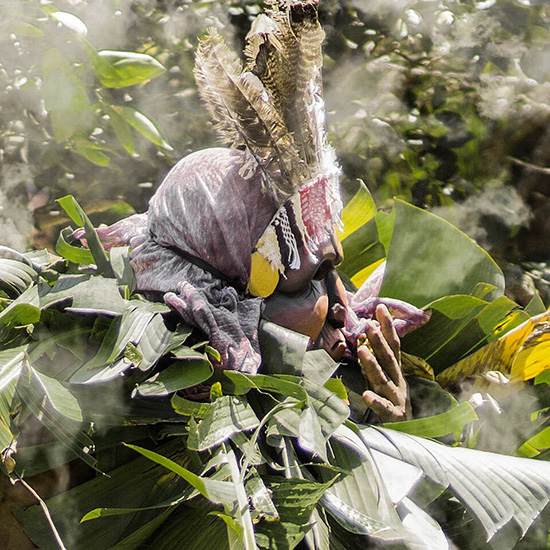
left=249, top=251, right=279, bottom=297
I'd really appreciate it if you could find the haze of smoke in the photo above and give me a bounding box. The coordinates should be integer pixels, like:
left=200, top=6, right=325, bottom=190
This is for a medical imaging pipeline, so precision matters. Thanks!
left=432, top=185, right=532, bottom=251
left=1, top=2, right=548, bottom=545
left=0, top=0, right=229, bottom=249
left=459, top=379, right=547, bottom=458
left=325, top=57, right=406, bottom=158
left=351, top=0, right=417, bottom=18
left=130, top=0, right=231, bottom=157
left=0, top=164, right=34, bottom=250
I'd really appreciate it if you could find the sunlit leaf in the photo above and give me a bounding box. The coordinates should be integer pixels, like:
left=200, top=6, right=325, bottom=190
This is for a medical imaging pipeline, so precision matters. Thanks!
left=109, top=246, right=136, bottom=294
left=322, top=426, right=407, bottom=540
left=221, top=443, right=259, bottom=550
left=70, top=306, right=159, bottom=383
left=187, top=395, right=259, bottom=451
left=136, top=314, right=190, bottom=371
left=402, top=294, right=527, bottom=374
left=0, top=258, right=39, bottom=296
left=204, top=345, right=221, bottom=362
left=17, top=364, right=96, bottom=468
left=0, top=286, right=41, bottom=339
left=323, top=378, right=348, bottom=401
left=401, top=352, right=435, bottom=380
left=518, top=426, right=550, bottom=456
left=171, top=394, right=219, bottom=419
left=535, top=370, right=550, bottom=386
left=383, top=401, right=478, bottom=438
left=55, top=227, right=95, bottom=265
left=72, top=139, right=110, bottom=167
left=40, top=275, right=126, bottom=316
left=303, top=378, right=350, bottom=438
left=105, top=105, right=136, bottom=155
left=95, top=50, right=166, bottom=88
left=380, top=200, right=505, bottom=308
left=360, top=425, right=550, bottom=548
left=126, top=443, right=238, bottom=505
left=299, top=405, right=327, bottom=460
left=398, top=498, right=450, bottom=550
left=135, top=359, right=213, bottom=397
left=437, top=310, right=550, bottom=387
left=255, top=477, right=334, bottom=550
left=246, top=469, right=279, bottom=521
left=339, top=181, right=377, bottom=240
left=302, top=348, right=339, bottom=386
left=220, top=371, right=308, bottom=401
left=111, top=106, right=173, bottom=150
left=258, top=321, right=309, bottom=376
left=48, top=10, right=88, bottom=35
left=340, top=216, right=385, bottom=281
left=525, top=292, right=547, bottom=317
left=0, top=346, right=26, bottom=457
left=56, top=195, right=114, bottom=277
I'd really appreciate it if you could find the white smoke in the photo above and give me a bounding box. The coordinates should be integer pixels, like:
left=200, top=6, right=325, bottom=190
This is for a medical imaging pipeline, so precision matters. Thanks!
left=0, top=164, right=34, bottom=250
left=432, top=184, right=532, bottom=251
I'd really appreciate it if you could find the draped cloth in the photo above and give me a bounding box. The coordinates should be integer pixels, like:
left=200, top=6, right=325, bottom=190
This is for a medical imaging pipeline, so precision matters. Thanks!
left=77, top=147, right=429, bottom=373
left=81, top=148, right=279, bottom=373
left=342, top=262, right=431, bottom=358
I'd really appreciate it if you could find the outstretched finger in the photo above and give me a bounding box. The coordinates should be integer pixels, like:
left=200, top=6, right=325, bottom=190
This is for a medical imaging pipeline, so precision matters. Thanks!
left=365, top=321, right=401, bottom=385
left=375, top=303, right=400, bottom=362
left=362, top=390, right=396, bottom=423
left=358, top=344, right=395, bottom=398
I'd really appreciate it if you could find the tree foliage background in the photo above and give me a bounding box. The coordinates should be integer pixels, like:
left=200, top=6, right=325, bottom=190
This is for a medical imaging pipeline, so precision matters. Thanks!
left=2, top=2, right=550, bottom=550
left=1, top=0, right=550, bottom=306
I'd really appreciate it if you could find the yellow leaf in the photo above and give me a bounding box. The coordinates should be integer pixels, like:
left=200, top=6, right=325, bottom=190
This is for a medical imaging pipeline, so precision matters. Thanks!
left=401, top=352, right=434, bottom=380
left=437, top=310, right=550, bottom=388
left=350, top=258, right=385, bottom=288
left=339, top=181, right=377, bottom=240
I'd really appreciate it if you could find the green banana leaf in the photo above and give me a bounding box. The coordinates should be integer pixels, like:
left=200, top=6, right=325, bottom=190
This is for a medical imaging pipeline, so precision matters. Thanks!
left=1, top=196, right=549, bottom=550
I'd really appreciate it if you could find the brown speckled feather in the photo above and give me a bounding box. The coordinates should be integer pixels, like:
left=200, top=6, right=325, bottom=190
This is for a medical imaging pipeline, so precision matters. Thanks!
left=195, top=1, right=329, bottom=201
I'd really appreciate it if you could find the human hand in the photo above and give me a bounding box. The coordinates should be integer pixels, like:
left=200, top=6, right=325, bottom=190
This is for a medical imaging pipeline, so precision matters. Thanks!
left=357, top=304, right=412, bottom=422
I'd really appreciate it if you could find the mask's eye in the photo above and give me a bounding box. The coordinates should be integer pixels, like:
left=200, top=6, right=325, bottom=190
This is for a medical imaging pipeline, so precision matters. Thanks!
left=313, top=259, right=334, bottom=281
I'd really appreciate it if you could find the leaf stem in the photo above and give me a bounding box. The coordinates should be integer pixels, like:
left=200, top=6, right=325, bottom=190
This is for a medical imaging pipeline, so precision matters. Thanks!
left=11, top=474, right=68, bottom=550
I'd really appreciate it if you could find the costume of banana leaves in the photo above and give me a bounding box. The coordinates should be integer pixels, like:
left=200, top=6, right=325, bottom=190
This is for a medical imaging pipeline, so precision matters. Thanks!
left=1, top=187, right=549, bottom=550
left=1, top=2, right=549, bottom=549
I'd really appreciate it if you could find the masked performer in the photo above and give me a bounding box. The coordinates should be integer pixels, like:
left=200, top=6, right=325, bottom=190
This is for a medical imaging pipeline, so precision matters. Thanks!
left=75, top=0, right=429, bottom=422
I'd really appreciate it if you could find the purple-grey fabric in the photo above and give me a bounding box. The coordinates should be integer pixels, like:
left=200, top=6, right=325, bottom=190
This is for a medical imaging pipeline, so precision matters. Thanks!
left=342, top=262, right=431, bottom=357
left=77, top=149, right=429, bottom=373
left=146, top=148, right=277, bottom=289
left=84, top=148, right=279, bottom=373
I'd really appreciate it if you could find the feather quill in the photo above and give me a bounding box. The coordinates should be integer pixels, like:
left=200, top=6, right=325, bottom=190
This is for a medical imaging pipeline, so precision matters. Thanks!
left=194, top=29, right=303, bottom=200
left=245, top=1, right=326, bottom=178
left=195, top=1, right=336, bottom=201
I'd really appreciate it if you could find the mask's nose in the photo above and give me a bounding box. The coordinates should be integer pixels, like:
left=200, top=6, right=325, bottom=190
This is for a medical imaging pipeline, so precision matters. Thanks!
left=277, top=228, right=344, bottom=293
left=262, top=229, right=346, bottom=345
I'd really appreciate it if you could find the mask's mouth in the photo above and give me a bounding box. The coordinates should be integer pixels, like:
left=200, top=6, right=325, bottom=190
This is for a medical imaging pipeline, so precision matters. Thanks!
left=263, top=279, right=329, bottom=343
left=263, top=263, right=351, bottom=353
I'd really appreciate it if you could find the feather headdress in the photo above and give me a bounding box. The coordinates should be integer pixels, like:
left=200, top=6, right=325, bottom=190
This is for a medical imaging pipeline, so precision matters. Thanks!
left=194, top=0, right=342, bottom=296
